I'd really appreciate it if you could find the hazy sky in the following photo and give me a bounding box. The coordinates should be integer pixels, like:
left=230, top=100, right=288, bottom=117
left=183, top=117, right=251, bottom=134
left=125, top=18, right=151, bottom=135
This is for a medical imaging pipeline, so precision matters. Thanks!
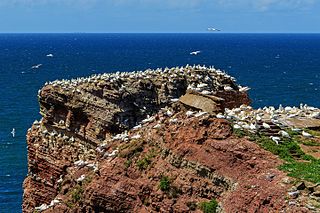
left=0, top=0, right=319, bottom=33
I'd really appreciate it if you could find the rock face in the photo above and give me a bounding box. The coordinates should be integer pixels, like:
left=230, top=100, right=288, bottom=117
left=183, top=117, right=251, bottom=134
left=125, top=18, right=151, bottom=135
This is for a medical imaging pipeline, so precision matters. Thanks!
left=23, top=66, right=309, bottom=212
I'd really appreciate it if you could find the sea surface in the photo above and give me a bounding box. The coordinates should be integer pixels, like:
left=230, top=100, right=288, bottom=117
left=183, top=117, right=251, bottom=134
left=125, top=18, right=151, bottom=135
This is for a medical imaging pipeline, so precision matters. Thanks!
left=1, top=33, right=320, bottom=212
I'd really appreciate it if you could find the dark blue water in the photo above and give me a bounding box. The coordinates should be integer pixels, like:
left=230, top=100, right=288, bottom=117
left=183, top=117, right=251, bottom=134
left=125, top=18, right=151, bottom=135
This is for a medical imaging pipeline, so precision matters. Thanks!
left=1, top=33, right=320, bottom=212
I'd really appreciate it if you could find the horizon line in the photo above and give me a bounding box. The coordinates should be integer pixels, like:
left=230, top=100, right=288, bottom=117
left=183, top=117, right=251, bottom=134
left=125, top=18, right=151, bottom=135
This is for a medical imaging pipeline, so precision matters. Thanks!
left=0, top=32, right=320, bottom=34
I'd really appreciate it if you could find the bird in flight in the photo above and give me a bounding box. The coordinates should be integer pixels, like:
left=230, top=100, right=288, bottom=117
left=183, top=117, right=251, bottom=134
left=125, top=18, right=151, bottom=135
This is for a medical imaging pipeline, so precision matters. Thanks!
left=207, top=27, right=221, bottom=32
left=190, top=51, right=201, bottom=55
left=11, top=128, right=15, bottom=138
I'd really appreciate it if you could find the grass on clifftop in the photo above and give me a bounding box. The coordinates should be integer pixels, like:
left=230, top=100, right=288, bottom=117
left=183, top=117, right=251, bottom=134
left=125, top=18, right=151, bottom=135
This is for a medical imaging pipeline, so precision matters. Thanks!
left=233, top=129, right=320, bottom=184
left=258, top=136, right=320, bottom=183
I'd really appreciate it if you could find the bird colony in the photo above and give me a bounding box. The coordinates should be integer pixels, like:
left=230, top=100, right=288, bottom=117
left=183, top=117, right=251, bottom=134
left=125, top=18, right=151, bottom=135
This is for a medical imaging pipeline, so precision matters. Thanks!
left=40, top=65, right=250, bottom=97
left=219, top=104, right=320, bottom=144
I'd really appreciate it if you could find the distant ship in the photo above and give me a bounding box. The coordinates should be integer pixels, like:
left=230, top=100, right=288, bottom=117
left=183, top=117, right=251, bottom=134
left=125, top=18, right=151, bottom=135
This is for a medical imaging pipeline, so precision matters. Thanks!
left=207, top=27, right=221, bottom=32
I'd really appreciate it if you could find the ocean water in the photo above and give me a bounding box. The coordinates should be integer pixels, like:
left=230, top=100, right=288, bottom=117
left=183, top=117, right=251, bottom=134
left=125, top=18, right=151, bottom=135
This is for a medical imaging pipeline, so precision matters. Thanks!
left=1, top=33, right=320, bottom=212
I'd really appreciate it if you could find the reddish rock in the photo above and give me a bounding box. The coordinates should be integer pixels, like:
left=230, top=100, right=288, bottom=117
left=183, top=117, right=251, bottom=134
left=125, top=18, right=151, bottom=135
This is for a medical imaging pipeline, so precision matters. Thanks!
left=22, top=67, right=310, bottom=213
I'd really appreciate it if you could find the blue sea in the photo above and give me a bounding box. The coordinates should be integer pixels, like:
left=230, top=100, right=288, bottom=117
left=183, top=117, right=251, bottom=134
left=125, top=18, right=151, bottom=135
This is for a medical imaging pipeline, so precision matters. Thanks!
left=1, top=33, right=320, bottom=212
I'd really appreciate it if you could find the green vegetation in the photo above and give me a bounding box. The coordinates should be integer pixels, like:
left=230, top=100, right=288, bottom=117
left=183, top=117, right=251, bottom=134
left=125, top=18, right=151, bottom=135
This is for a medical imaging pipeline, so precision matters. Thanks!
left=65, top=201, right=74, bottom=209
left=158, top=175, right=181, bottom=198
left=280, top=160, right=320, bottom=183
left=198, top=199, right=218, bottom=213
left=159, top=176, right=170, bottom=191
left=124, top=159, right=132, bottom=168
left=136, top=149, right=157, bottom=170
left=71, top=185, right=84, bottom=202
left=137, top=157, right=152, bottom=170
left=298, top=139, right=319, bottom=146
left=257, top=136, right=309, bottom=162
left=232, top=126, right=320, bottom=183
left=232, top=128, right=246, bottom=138
left=119, top=139, right=144, bottom=158
left=255, top=134, right=320, bottom=183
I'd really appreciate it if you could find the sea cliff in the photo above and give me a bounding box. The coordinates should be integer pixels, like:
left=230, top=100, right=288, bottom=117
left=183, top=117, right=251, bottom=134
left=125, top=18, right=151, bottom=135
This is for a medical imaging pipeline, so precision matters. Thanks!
left=23, top=66, right=320, bottom=212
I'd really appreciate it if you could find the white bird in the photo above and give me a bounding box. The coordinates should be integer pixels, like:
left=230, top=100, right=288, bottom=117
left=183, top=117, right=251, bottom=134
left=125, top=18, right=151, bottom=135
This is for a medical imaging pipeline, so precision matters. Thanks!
left=201, top=90, right=212, bottom=95
left=190, top=51, right=201, bottom=55
left=291, top=128, right=302, bottom=132
left=11, top=128, right=15, bottom=137
left=31, top=64, right=42, bottom=69
left=279, top=130, right=290, bottom=138
left=166, top=110, right=173, bottom=117
left=76, top=175, right=86, bottom=182
left=239, top=86, right=250, bottom=92
left=256, top=114, right=262, bottom=121
left=195, top=111, right=207, bottom=117
left=131, top=134, right=141, bottom=139
left=262, top=122, right=271, bottom=129
left=302, top=131, right=313, bottom=138
left=153, top=124, right=161, bottom=129
left=270, top=136, right=281, bottom=145
left=46, top=53, right=54, bottom=57
left=224, top=86, right=233, bottom=91
left=233, top=124, right=241, bottom=129
left=216, top=113, right=225, bottom=119
left=186, top=111, right=194, bottom=117
left=249, top=123, right=257, bottom=130
left=207, top=27, right=221, bottom=32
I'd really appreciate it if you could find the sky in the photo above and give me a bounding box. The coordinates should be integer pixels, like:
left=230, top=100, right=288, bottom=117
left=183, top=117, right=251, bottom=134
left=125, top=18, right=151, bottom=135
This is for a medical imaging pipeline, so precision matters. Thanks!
left=0, top=0, right=319, bottom=33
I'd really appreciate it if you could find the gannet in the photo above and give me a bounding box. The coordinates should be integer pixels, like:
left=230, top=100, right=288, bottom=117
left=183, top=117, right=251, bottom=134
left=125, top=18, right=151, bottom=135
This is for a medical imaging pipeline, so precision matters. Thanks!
left=190, top=51, right=201, bottom=55
left=279, top=130, right=290, bottom=138
left=302, top=131, right=313, bottom=138
left=262, top=122, right=271, bottom=129
left=11, top=128, right=15, bottom=137
left=233, top=124, right=241, bottom=129
left=224, top=86, right=233, bottom=91
left=216, top=113, right=225, bottom=119
left=186, top=111, right=194, bottom=117
left=270, top=136, right=281, bottom=145
left=76, top=175, right=86, bottom=182
left=239, top=86, right=250, bottom=92
left=207, top=27, right=221, bottom=32
left=153, top=124, right=161, bottom=129
left=31, top=64, right=42, bottom=69
left=46, top=54, right=54, bottom=57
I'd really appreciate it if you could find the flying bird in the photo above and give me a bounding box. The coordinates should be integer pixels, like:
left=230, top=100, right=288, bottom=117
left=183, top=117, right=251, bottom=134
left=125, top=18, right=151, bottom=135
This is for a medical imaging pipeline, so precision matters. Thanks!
left=207, top=27, right=221, bottom=32
left=31, top=64, right=42, bottom=69
left=190, top=51, right=201, bottom=55
left=11, top=128, right=15, bottom=138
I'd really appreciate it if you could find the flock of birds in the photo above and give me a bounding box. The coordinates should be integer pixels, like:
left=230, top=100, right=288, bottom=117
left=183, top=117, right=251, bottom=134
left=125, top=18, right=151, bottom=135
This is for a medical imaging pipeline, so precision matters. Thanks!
left=217, top=104, right=320, bottom=144
left=42, top=65, right=248, bottom=97
left=24, top=63, right=320, bottom=147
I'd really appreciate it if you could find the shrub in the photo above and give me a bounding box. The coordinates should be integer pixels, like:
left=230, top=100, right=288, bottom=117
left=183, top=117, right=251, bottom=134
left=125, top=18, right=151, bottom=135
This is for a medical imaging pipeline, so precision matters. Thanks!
left=159, top=176, right=170, bottom=191
left=198, top=199, right=218, bottom=213
left=71, top=185, right=84, bottom=202
left=136, top=158, right=151, bottom=170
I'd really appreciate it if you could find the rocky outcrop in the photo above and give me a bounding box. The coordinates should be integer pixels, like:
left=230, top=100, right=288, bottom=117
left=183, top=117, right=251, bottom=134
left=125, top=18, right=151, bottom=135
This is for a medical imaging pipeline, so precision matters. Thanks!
left=23, top=65, right=313, bottom=212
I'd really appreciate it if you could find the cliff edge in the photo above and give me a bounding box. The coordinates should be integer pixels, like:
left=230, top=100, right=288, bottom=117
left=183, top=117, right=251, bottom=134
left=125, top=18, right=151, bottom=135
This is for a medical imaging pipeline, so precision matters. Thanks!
left=23, top=66, right=320, bottom=212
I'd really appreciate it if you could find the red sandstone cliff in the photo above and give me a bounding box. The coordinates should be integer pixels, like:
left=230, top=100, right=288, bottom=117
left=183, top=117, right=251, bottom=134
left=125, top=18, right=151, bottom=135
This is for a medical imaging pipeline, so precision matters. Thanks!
left=23, top=66, right=314, bottom=212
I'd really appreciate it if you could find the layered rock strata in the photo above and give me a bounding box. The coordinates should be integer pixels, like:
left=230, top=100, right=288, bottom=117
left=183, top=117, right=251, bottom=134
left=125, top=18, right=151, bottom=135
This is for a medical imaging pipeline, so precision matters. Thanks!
left=23, top=66, right=312, bottom=212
